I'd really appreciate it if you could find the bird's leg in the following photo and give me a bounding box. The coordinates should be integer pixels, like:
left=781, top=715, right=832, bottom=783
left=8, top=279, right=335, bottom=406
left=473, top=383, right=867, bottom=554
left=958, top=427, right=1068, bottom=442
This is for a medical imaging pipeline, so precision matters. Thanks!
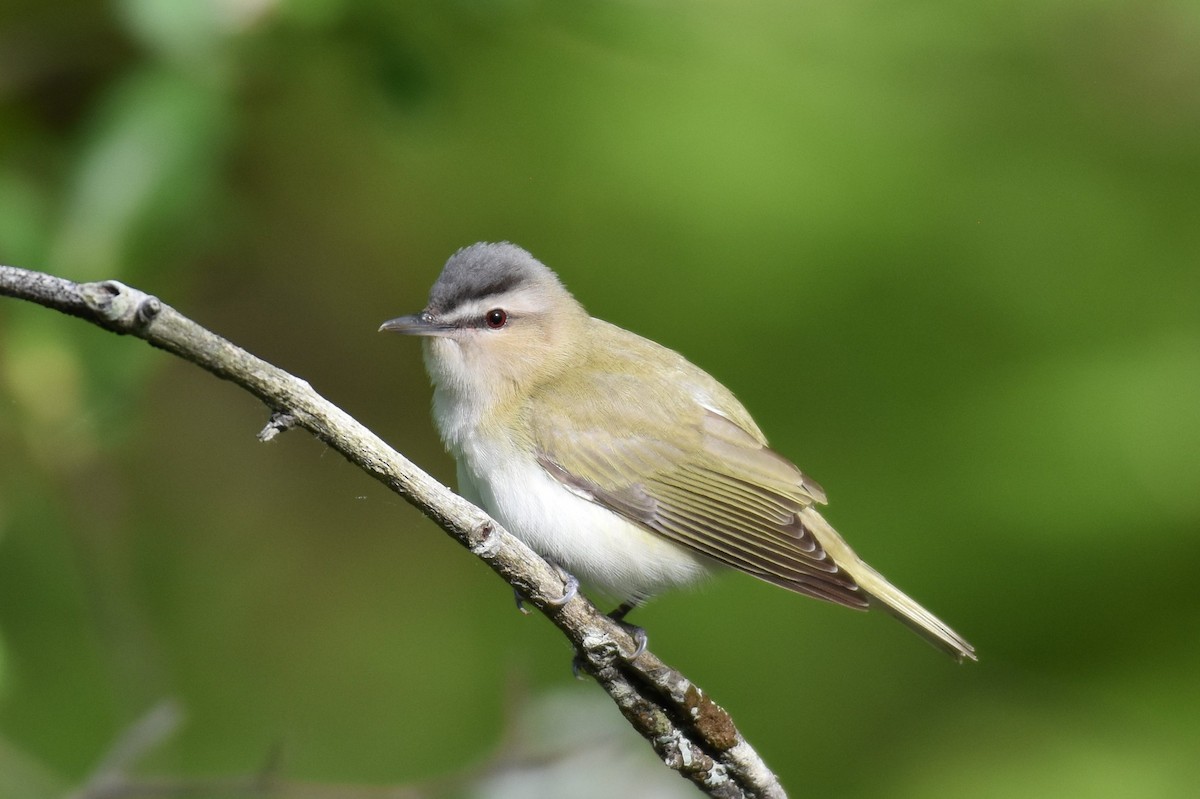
left=608, top=600, right=639, bottom=622
left=607, top=600, right=648, bottom=658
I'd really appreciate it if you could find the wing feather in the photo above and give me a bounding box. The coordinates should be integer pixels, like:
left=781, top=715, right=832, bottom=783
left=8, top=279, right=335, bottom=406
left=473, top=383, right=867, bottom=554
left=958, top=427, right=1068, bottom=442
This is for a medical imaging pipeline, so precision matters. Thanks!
left=531, top=371, right=866, bottom=609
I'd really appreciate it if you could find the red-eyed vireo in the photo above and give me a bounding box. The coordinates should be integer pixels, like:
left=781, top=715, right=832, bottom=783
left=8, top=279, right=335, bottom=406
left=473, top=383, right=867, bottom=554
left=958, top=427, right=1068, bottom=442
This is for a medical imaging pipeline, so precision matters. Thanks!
left=381, top=242, right=976, bottom=662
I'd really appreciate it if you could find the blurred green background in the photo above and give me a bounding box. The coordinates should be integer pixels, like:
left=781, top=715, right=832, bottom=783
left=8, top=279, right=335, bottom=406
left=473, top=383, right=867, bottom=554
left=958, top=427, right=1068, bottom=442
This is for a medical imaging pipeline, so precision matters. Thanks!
left=2, top=1, right=1198, bottom=797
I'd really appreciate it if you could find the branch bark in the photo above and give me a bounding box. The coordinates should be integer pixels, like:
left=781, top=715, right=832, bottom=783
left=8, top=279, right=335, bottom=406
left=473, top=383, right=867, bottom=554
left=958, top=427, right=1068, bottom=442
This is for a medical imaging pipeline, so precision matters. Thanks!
left=0, top=265, right=787, bottom=799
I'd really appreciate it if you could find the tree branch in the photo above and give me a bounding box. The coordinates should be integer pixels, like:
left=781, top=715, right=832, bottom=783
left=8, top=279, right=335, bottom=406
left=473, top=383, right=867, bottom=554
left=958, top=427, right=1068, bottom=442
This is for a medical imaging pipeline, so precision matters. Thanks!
left=0, top=265, right=786, bottom=799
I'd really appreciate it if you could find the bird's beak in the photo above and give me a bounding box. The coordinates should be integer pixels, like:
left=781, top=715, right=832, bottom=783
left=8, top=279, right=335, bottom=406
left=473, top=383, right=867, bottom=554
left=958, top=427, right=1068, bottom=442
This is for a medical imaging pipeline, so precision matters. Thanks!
left=378, top=312, right=451, bottom=337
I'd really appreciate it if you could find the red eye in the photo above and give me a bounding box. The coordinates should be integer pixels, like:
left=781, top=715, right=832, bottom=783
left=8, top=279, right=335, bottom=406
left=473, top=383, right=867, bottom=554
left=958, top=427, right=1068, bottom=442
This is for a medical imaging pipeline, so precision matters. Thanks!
left=485, top=308, right=507, bottom=329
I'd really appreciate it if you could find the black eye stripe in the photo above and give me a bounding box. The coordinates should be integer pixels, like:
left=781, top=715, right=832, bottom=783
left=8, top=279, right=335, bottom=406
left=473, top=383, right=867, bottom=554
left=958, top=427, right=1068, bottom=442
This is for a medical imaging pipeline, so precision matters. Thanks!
left=437, top=309, right=518, bottom=329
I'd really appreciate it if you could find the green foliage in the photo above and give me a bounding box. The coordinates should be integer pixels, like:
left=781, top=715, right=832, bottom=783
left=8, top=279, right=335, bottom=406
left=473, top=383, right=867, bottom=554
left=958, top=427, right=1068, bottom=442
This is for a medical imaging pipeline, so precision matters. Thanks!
left=2, top=1, right=1198, bottom=796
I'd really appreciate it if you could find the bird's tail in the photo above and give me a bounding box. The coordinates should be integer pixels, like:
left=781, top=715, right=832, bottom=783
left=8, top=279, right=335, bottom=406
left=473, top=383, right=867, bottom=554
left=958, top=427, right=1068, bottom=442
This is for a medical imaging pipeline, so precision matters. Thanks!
left=799, top=507, right=977, bottom=662
left=853, top=561, right=977, bottom=662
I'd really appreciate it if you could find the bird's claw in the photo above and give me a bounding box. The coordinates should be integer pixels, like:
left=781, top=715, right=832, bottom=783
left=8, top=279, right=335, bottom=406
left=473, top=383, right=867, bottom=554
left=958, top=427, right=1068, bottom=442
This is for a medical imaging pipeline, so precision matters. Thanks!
left=567, top=617, right=646, bottom=679
left=622, top=623, right=648, bottom=659
left=604, top=601, right=647, bottom=658
left=513, top=569, right=577, bottom=614
left=545, top=573, right=579, bottom=607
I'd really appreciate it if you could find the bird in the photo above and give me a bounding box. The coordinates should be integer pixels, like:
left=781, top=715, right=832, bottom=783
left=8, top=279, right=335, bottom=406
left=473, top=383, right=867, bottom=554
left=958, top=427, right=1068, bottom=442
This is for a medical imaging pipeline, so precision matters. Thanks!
left=380, top=242, right=975, bottom=662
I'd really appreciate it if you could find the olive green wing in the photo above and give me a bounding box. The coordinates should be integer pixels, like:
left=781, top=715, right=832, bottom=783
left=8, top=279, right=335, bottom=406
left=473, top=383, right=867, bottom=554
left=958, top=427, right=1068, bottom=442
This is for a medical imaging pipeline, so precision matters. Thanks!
left=531, top=378, right=867, bottom=609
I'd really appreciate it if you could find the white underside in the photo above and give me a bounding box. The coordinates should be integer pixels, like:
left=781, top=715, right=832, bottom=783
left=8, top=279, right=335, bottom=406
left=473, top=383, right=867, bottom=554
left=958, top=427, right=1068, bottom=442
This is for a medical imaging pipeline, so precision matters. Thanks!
left=453, top=432, right=712, bottom=603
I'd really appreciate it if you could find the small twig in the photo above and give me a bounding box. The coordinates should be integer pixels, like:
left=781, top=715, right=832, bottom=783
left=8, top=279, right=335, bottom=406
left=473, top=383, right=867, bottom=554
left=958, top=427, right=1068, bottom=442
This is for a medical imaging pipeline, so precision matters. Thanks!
left=71, top=701, right=184, bottom=799
left=258, top=410, right=298, bottom=442
left=1, top=266, right=786, bottom=799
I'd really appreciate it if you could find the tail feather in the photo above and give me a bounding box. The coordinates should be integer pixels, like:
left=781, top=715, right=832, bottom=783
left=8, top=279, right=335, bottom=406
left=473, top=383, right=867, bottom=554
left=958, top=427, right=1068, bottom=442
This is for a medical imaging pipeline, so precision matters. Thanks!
left=854, top=563, right=977, bottom=662
left=799, top=507, right=977, bottom=662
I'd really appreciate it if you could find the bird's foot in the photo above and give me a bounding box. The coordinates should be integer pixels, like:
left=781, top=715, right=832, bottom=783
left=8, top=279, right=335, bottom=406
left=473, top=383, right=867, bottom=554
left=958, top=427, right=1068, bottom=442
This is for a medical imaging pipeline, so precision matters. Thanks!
left=568, top=621, right=646, bottom=679
left=607, top=601, right=647, bottom=658
left=513, top=565, right=579, bottom=614
left=545, top=572, right=579, bottom=607
left=620, top=623, right=648, bottom=658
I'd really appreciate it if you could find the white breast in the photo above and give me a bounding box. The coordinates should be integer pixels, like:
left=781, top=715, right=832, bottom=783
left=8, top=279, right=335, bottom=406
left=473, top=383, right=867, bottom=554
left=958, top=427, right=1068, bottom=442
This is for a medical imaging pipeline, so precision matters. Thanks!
left=453, top=430, right=712, bottom=603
